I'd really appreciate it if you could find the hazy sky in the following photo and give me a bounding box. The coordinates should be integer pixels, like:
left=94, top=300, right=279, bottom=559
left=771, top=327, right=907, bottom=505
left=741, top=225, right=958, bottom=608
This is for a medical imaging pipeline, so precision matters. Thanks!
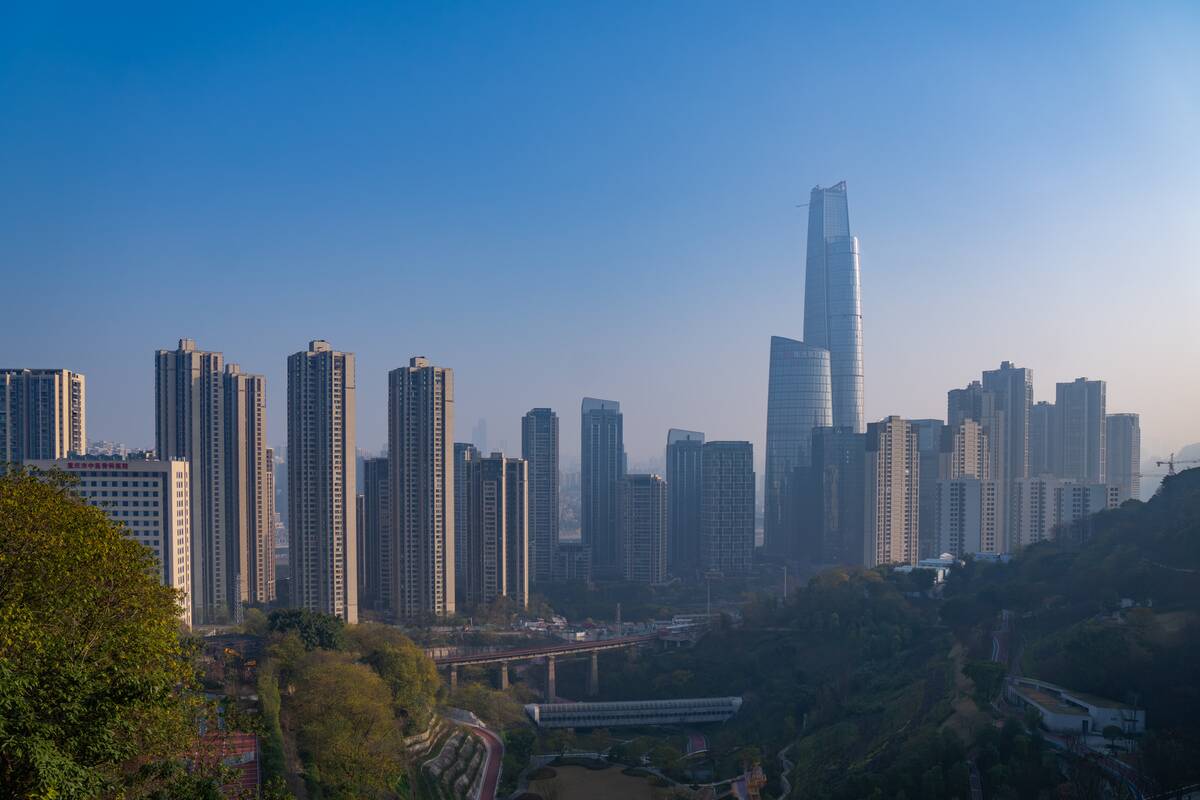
left=3, top=2, right=1198, bottom=467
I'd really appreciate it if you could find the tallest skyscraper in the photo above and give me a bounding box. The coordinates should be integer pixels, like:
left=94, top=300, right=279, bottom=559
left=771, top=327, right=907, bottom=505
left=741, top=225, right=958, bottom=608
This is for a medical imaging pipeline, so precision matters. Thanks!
left=803, top=181, right=864, bottom=433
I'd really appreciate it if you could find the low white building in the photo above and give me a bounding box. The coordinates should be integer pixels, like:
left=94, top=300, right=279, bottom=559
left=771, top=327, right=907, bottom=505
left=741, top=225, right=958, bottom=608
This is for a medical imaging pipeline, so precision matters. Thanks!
left=26, top=455, right=192, bottom=627
left=1008, top=677, right=1145, bottom=736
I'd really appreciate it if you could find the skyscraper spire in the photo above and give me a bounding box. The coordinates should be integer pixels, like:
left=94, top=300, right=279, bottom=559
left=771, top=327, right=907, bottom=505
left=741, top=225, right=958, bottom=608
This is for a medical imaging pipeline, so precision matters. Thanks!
left=803, top=181, right=864, bottom=433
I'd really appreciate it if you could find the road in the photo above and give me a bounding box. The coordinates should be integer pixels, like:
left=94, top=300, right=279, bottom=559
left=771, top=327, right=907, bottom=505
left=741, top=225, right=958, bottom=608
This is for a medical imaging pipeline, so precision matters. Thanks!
left=467, top=722, right=503, bottom=800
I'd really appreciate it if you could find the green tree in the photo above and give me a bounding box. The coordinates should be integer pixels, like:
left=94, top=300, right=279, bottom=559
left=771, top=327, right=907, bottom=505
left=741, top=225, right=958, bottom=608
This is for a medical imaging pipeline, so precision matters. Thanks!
left=267, top=608, right=346, bottom=651
left=348, top=624, right=441, bottom=733
left=288, top=650, right=403, bottom=798
left=0, top=469, right=198, bottom=798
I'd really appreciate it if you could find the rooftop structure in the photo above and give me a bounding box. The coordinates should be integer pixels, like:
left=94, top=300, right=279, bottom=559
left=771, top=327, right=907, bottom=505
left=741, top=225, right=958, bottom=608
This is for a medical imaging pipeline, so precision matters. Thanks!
left=525, top=696, right=743, bottom=729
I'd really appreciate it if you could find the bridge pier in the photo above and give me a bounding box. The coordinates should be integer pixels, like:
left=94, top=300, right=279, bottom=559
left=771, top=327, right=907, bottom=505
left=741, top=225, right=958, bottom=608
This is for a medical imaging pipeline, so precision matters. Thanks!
left=587, top=651, right=599, bottom=696
left=450, top=665, right=458, bottom=691
left=546, top=655, right=557, bottom=702
left=499, top=661, right=509, bottom=690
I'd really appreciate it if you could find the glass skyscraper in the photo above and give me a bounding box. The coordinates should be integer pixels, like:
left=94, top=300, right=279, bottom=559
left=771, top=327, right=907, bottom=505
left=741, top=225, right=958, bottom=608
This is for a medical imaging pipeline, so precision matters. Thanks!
left=764, top=336, right=832, bottom=557
left=803, top=182, right=864, bottom=434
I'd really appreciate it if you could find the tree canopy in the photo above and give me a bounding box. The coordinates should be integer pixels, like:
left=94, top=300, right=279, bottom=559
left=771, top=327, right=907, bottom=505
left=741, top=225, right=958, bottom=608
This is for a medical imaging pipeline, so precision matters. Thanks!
left=0, top=469, right=197, bottom=798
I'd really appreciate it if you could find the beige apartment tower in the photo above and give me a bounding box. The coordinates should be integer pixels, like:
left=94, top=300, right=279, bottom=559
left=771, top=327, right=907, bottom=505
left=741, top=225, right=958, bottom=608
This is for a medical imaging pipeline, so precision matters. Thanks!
left=288, top=340, right=358, bottom=623
left=0, top=368, right=86, bottom=466
left=389, top=357, right=455, bottom=620
left=225, top=365, right=274, bottom=605
left=157, top=340, right=273, bottom=623
left=865, top=416, right=920, bottom=567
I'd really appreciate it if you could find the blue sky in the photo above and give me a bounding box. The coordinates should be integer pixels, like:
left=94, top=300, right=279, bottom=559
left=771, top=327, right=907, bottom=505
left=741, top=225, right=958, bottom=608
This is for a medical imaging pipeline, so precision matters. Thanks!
left=2, top=1, right=1198, bottom=465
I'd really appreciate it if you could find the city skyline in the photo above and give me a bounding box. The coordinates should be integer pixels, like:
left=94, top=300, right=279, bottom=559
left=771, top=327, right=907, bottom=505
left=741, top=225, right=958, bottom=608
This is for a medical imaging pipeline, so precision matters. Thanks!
left=2, top=4, right=1196, bottom=467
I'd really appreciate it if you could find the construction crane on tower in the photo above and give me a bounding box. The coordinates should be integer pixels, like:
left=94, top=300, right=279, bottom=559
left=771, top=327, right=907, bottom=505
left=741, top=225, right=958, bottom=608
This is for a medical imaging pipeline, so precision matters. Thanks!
left=1156, top=453, right=1200, bottom=476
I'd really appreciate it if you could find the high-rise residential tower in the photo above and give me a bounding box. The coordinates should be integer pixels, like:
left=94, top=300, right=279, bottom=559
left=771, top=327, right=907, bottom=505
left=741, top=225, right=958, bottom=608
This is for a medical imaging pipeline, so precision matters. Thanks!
left=521, top=409, right=559, bottom=585
left=865, top=416, right=920, bottom=567
left=287, top=340, right=357, bottom=623
left=1105, top=413, right=1141, bottom=504
left=803, top=181, right=864, bottom=434
left=457, top=451, right=529, bottom=609
left=0, top=368, right=86, bottom=466
left=453, top=442, right=479, bottom=607
left=581, top=398, right=625, bottom=579
left=224, top=364, right=273, bottom=607
left=389, top=357, right=455, bottom=619
left=700, top=441, right=754, bottom=575
left=982, top=361, right=1033, bottom=549
left=504, top=457, right=529, bottom=607
left=620, top=474, right=667, bottom=583
left=156, top=341, right=225, bottom=622
left=946, top=380, right=1008, bottom=551
left=666, top=429, right=704, bottom=575
left=360, top=456, right=391, bottom=612
left=1029, top=401, right=1058, bottom=477
left=764, top=336, right=832, bottom=558
left=1056, top=378, right=1106, bottom=484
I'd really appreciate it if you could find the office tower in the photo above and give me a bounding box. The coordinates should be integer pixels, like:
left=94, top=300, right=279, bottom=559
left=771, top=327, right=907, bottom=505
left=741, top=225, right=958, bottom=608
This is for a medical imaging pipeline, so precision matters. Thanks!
left=504, top=457, right=529, bottom=607
left=666, top=429, right=704, bottom=575
left=865, top=417, right=920, bottom=567
left=522, top=409, right=559, bottom=585
left=156, top=340, right=228, bottom=623
left=287, top=340, right=358, bottom=623
left=808, top=427, right=867, bottom=565
left=360, top=456, right=391, bottom=612
left=26, top=455, right=192, bottom=627
left=803, top=181, right=865, bottom=434
left=1105, top=414, right=1141, bottom=504
left=223, top=365, right=273, bottom=608
left=909, top=419, right=945, bottom=560
left=620, top=474, right=667, bottom=583
left=453, top=443, right=479, bottom=607
left=472, top=418, right=489, bottom=454
left=389, top=357, right=454, bottom=619
left=764, top=336, right=832, bottom=558
left=1056, top=378, right=1106, bottom=484
left=0, top=369, right=86, bottom=467
left=700, top=441, right=754, bottom=574
left=1029, top=402, right=1058, bottom=476
left=581, top=398, right=625, bottom=578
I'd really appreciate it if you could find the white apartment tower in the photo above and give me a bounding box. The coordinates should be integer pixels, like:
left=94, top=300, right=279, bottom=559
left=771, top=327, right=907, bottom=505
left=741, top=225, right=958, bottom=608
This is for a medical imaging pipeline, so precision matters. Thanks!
left=287, top=340, right=358, bottom=623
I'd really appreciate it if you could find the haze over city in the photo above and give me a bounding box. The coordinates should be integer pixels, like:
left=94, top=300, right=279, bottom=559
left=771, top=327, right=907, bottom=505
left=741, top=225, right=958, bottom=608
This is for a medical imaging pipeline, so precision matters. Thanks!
left=3, top=2, right=1198, bottom=465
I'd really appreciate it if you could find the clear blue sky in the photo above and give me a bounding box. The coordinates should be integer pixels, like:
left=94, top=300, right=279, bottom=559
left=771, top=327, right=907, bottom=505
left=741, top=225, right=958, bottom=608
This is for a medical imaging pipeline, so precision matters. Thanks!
left=2, top=1, right=1198, bottom=465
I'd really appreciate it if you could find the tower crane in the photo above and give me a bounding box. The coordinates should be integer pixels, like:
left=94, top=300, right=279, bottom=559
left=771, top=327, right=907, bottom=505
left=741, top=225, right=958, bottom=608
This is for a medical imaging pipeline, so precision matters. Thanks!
left=1156, top=453, right=1200, bottom=476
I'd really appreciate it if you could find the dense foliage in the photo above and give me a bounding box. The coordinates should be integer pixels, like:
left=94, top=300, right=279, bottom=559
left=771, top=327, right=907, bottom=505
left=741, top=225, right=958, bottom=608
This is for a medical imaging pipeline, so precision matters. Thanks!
left=0, top=469, right=199, bottom=798
left=266, top=620, right=442, bottom=798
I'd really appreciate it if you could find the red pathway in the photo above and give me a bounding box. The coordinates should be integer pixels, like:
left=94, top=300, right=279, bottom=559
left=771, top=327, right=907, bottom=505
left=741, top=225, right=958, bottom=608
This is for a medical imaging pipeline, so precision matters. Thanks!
left=467, top=724, right=503, bottom=800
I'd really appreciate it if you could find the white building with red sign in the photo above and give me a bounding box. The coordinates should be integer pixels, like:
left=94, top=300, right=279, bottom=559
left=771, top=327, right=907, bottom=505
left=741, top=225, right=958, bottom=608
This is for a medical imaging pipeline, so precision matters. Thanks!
left=26, top=454, right=192, bottom=627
